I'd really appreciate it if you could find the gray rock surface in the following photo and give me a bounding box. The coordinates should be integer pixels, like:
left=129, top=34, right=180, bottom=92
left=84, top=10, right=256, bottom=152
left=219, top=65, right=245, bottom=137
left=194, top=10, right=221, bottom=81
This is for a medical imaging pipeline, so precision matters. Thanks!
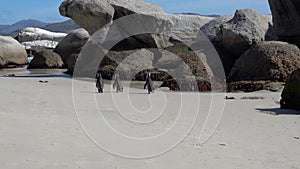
left=54, top=28, right=90, bottom=66
left=66, top=53, right=79, bottom=75
left=157, top=45, right=209, bottom=79
left=152, top=13, right=213, bottom=48
left=59, top=0, right=114, bottom=35
left=216, top=9, right=271, bottom=56
left=154, top=50, right=182, bottom=69
left=101, top=13, right=213, bottom=49
left=198, top=15, right=235, bottom=75
left=200, top=15, right=233, bottom=42
left=200, top=14, right=273, bottom=42
left=109, top=0, right=164, bottom=14
left=28, top=49, right=64, bottom=69
left=198, top=13, right=274, bottom=75
left=0, top=35, right=28, bottom=68
left=18, top=27, right=67, bottom=43
left=59, top=0, right=212, bottom=48
left=229, top=41, right=300, bottom=82
left=59, top=0, right=164, bottom=35
left=99, top=49, right=154, bottom=80
left=263, top=14, right=273, bottom=25
left=280, top=69, right=300, bottom=111
left=268, top=0, right=300, bottom=46
left=22, top=40, right=59, bottom=50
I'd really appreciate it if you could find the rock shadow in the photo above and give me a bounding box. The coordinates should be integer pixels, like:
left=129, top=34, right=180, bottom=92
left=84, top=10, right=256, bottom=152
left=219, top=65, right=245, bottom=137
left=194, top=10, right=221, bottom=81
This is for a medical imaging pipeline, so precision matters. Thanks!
left=256, top=108, right=300, bottom=115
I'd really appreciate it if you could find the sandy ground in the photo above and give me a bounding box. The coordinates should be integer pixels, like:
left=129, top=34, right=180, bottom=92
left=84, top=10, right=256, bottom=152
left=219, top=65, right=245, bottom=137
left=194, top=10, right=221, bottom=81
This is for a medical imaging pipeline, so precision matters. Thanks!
left=0, top=74, right=299, bottom=169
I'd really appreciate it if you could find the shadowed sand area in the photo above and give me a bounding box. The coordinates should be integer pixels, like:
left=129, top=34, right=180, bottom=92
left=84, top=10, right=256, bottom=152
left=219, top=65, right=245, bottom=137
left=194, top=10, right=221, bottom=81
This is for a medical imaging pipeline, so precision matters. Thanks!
left=0, top=75, right=299, bottom=169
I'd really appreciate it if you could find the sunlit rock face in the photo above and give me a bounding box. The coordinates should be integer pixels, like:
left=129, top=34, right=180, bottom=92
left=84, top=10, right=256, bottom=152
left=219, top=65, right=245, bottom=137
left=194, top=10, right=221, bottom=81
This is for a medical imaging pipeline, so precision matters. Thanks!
left=18, top=27, right=67, bottom=49
left=0, top=35, right=28, bottom=68
left=18, top=27, right=67, bottom=43
left=216, top=9, right=271, bottom=56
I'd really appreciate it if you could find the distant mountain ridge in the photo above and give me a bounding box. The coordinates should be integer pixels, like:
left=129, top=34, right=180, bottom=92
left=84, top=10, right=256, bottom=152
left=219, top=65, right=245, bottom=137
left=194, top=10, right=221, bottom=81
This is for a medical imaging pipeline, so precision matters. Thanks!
left=0, top=19, right=80, bottom=36
left=45, top=20, right=80, bottom=33
left=0, top=19, right=48, bottom=36
left=174, top=13, right=221, bottom=18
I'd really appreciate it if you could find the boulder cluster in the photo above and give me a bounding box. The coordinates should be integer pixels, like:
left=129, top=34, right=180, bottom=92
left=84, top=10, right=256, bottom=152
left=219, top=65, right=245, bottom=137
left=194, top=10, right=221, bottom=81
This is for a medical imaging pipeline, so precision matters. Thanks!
left=0, top=0, right=300, bottom=108
left=0, top=23, right=88, bottom=69
left=18, top=27, right=67, bottom=49
left=58, top=0, right=215, bottom=86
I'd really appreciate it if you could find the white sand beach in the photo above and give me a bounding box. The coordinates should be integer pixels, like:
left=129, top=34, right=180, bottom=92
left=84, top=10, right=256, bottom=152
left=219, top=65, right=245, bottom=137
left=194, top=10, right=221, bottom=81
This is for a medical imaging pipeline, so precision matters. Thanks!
left=1, top=0, right=300, bottom=168
left=0, top=74, right=299, bottom=169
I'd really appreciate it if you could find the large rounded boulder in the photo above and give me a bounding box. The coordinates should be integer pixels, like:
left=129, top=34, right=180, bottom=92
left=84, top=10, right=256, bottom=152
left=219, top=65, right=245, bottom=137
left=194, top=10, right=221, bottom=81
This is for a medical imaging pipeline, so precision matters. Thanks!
left=216, top=9, right=271, bottom=56
left=106, top=13, right=212, bottom=50
left=155, top=51, right=181, bottom=70
left=198, top=15, right=234, bottom=75
left=280, top=69, right=300, bottom=111
left=54, top=28, right=90, bottom=66
left=59, top=0, right=114, bottom=35
left=59, top=0, right=164, bottom=35
left=18, top=27, right=67, bottom=43
left=109, top=0, right=164, bottom=14
left=160, top=45, right=209, bottom=78
left=0, top=35, right=28, bottom=68
left=99, top=49, right=154, bottom=80
left=18, top=27, right=68, bottom=50
left=229, top=41, right=300, bottom=82
left=268, top=0, right=300, bottom=46
left=28, top=49, right=64, bottom=69
left=59, top=0, right=212, bottom=50
left=200, top=15, right=233, bottom=42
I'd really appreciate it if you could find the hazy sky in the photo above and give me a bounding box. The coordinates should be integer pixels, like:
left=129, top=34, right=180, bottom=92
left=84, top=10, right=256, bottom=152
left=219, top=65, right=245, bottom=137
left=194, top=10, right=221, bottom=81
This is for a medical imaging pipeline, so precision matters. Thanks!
left=0, top=0, right=271, bottom=25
